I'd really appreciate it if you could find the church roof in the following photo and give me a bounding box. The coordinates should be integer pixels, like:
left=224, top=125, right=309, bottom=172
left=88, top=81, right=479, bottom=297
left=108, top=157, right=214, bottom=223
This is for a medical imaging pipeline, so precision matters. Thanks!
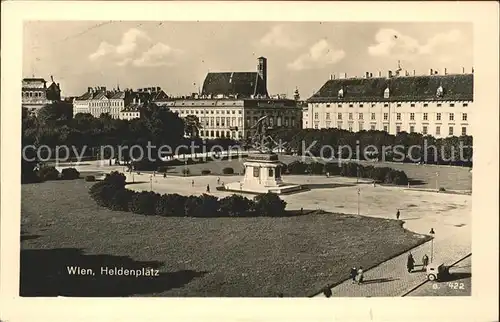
left=201, top=72, right=268, bottom=98
left=307, top=74, right=473, bottom=103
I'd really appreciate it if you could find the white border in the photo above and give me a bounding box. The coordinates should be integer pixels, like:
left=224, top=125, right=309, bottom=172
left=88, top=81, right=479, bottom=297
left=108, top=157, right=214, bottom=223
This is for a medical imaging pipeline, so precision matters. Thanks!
left=1, top=1, right=498, bottom=321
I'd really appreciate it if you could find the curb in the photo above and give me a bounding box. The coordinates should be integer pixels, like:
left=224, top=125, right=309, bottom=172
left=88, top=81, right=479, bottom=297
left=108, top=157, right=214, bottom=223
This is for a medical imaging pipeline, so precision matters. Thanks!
left=400, top=252, right=472, bottom=297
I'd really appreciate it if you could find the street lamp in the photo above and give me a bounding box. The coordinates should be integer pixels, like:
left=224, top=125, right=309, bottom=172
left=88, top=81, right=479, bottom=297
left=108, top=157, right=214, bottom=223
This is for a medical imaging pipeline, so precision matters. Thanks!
left=149, top=175, right=153, bottom=191
left=429, top=228, right=435, bottom=262
left=435, top=172, right=439, bottom=191
left=357, top=188, right=361, bottom=216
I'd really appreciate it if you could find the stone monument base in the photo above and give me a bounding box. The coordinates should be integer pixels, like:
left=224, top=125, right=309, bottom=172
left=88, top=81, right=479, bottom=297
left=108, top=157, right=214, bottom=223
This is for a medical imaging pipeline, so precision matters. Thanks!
left=223, top=152, right=303, bottom=195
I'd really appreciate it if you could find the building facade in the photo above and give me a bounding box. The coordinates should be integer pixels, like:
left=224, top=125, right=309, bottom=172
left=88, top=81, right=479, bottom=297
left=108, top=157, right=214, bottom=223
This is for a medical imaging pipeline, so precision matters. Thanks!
left=73, top=86, right=167, bottom=119
left=22, top=76, right=61, bottom=114
left=155, top=56, right=302, bottom=140
left=304, top=69, right=473, bottom=137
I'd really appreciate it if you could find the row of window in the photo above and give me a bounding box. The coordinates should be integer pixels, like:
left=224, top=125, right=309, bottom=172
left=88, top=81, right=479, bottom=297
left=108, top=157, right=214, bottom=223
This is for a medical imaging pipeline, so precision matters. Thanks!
left=22, top=92, right=45, bottom=98
left=315, top=112, right=468, bottom=122
left=314, top=102, right=469, bottom=108
left=176, top=109, right=242, bottom=115
left=199, top=130, right=242, bottom=139
left=313, top=123, right=467, bottom=136
left=195, top=116, right=298, bottom=128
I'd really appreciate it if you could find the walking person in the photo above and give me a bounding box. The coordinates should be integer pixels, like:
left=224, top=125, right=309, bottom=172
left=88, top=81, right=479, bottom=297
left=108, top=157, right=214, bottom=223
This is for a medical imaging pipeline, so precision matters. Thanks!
left=163, top=172, right=167, bottom=178
left=217, top=177, right=220, bottom=185
left=206, top=184, right=210, bottom=193
left=191, top=179, right=195, bottom=187
left=356, top=267, right=364, bottom=285
left=407, top=253, right=415, bottom=273
left=422, top=254, right=429, bottom=270
left=350, top=267, right=357, bottom=284
left=396, top=209, right=401, bottom=220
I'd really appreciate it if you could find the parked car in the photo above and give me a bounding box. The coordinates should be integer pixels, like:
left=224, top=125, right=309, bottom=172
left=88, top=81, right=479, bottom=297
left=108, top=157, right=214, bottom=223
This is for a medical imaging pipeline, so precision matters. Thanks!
left=426, top=262, right=450, bottom=281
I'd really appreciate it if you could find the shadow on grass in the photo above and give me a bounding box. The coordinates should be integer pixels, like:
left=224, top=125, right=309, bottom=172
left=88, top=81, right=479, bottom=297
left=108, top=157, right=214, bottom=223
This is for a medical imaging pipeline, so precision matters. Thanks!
left=409, top=179, right=427, bottom=186
left=303, top=183, right=355, bottom=190
left=20, top=234, right=42, bottom=242
left=20, top=248, right=206, bottom=297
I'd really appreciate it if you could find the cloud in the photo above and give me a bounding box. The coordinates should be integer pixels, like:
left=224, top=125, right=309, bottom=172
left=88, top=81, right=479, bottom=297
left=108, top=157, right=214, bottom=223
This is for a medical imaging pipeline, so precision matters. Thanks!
left=287, top=39, right=345, bottom=71
left=368, top=28, right=462, bottom=58
left=132, top=43, right=182, bottom=67
left=88, top=41, right=114, bottom=61
left=259, top=25, right=304, bottom=49
left=88, top=28, right=181, bottom=68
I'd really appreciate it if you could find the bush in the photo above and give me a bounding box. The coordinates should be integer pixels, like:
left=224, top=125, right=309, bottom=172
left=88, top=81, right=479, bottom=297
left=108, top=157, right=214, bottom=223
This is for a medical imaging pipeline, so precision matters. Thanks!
left=287, top=161, right=307, bottom=174
left=439, top=187, right=446, bottom=192
left=219, top=194, right=253, bottom=217
left=201, top=169, right=211, bottom=175
left=253, top=193, right=287, bottom=216
left=109, top=188, right=134, bottom=211
left=184, top=194, right=220, bottom=217
left=38, top=166, right=60, bottom=181
left=157, top=165, right=171, bottom=173
left=307, top=162, right=324, bottom=175
left=182, top=168, right=191, bottom=175
left=85, top=175, right=96, bottom=182
left=61, top=167, right=80, bottom=180
left=104, top=171, right=126, bottom=188
left=222, top=167, right=234, bottom=175
left=324, top=163, right=341, bottom=175
left=128, top=191, right=161, bottom=216
left=155, top=193, right=187, bottom=216
left=89, top=181, right=118, bottom=207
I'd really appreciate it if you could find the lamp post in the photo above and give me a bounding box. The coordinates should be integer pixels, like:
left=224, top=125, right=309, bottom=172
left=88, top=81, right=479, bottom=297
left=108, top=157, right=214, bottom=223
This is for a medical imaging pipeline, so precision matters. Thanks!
left=429, top=228, right=435, bottom=262
left=357, top=188, right=360, bottom=216
left=435, top=172, right=439, bottom=191
left=184, top=158, right=188, bottom=177
left=149, top=175, right=153, bottom=191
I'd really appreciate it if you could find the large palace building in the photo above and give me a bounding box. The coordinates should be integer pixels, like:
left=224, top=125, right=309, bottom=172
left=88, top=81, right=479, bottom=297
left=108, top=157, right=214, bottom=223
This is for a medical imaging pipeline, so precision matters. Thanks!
left=155, top=57, right=302, bottom=140
left=304, top=67, right=473, bottom=137
left=22, top=76, right=62, bottom=114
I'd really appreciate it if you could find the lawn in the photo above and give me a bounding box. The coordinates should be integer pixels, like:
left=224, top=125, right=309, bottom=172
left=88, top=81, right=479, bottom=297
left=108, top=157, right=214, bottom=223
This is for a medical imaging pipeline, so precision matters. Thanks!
left=21, top=179, right=430, bottom=297
left=164, top=155, right=472, bottom=191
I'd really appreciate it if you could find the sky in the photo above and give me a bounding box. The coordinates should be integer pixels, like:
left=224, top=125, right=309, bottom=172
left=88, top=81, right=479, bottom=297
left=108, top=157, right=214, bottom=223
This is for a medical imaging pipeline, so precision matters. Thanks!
left=23, top=21, right=473, bottom=98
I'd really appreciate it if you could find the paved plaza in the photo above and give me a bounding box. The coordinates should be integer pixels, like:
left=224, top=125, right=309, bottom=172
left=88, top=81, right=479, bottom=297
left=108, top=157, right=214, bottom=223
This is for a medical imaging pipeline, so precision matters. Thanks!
left=59, top=161, right=471, bottom=297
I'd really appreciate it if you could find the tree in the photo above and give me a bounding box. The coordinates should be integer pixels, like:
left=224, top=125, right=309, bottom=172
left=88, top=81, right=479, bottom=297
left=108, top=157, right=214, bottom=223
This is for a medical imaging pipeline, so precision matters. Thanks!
left=184, top=114, right=202, bottom=138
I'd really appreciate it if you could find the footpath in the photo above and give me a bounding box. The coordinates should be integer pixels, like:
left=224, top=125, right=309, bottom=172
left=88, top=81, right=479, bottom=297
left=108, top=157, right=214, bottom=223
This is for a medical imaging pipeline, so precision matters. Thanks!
left=313, top=233, right=471, bottom=297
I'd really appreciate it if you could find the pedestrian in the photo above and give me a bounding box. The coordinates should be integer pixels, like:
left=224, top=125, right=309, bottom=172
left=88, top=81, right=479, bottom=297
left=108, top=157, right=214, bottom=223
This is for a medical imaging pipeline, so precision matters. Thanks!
left=407, top=253, right=415, bottom=273
left=206, top=184, right=210, bottom=193
left=350, top=267, right=357, bottom=283
left=356, top=267, right=364, bottom=285
left=163, top=172, right=167, bottom=178
left=153, top=171, right=156, bottom=177
left=396, top=209, right=400, bottom=220
left=326, top=172, right=330, bottom=178
left=277, top=293, right=284, bottom=298
left=323, top=287, right=332, bottom=298
left=422, top=254, right=429, bottom=270
left=191, top=180, right=195, bottom=187
left=217, top=177, right=220, bottom=185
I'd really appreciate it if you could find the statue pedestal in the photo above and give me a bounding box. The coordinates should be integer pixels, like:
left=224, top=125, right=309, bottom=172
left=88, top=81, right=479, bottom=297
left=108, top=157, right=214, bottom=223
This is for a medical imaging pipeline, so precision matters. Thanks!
left=224, top=153, right=303, bottom=194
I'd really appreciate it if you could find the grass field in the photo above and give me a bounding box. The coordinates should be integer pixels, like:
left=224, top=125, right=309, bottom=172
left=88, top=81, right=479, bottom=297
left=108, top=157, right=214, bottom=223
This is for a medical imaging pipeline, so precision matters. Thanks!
left=21, top=179, right=430, bottom=297
left=162, top=155, right=472, bottom=191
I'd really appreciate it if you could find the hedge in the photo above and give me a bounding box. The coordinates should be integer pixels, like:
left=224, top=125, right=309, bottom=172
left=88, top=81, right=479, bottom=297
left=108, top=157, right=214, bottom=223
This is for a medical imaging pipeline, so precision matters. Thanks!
left=222, top=167, right=234, bottom=174
left=61, top=168, right=80, bottom=180
left=89, top=172, right=288, bottom=217
left=201, top=169, right=211, bottom=175
left=85, top=175, right=96, bottom=182
left=282, top=161, right=409, bottom=185
left=38, top=166, right=60, bottom=181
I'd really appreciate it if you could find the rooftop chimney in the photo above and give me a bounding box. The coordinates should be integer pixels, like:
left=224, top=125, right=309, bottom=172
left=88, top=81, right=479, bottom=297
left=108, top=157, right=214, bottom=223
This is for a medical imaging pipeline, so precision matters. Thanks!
left=388, top=70, right=393, bottom=78
left=430, top=69, right=433, bottom=75
left=472, top=67, right=474, bottom=73
left=370, top=73, right=373, bottom=78
left=413, top=70, right=416, bottom=76
left=462, top=67, right=465, bottom=74
left=378, top=71, right=381, bottom=77
left=365, top=72, right=370, bottom=78
left=444, top=68, right=447, bottom=75
left=88, top=87, right=93, bottom=93
left=330, top=74, right=333, bottom=80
